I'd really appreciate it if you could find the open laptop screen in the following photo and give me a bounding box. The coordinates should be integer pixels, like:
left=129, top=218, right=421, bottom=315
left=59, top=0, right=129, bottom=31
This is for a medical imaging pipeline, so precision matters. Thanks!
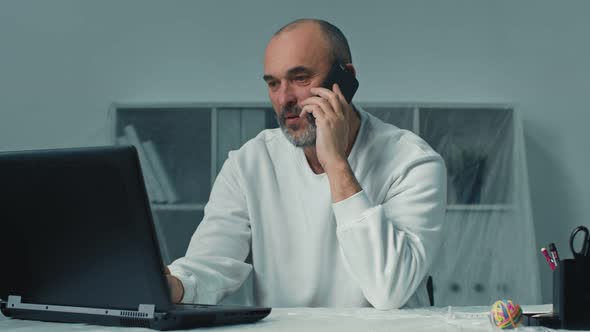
left=0, top=146, right=171, bottom=312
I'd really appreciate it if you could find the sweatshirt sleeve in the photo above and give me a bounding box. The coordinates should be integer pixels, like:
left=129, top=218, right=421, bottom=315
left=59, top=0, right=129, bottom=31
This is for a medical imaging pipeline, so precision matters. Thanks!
left=168, top=152, right=252, bottom=304
left=332, top=155, right=446, bottom=310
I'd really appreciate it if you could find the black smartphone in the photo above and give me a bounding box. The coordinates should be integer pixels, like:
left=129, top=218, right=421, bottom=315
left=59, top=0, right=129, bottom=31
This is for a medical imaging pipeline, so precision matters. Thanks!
left=321, top=62, right=359, bottom=104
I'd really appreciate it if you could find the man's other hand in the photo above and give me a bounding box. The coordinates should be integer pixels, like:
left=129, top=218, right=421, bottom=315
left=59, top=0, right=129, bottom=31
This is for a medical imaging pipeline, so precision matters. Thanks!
left=164, top=266, right=184, bottom=303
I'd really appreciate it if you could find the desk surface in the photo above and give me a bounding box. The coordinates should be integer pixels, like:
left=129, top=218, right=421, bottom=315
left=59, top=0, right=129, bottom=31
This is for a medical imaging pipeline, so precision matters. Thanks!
left=0, top=304, right=577, bottom=332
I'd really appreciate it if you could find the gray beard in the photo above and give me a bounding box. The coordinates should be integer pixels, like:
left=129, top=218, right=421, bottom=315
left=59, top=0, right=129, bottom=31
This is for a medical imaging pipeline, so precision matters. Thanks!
left=276, top=105, right=317, bottom=147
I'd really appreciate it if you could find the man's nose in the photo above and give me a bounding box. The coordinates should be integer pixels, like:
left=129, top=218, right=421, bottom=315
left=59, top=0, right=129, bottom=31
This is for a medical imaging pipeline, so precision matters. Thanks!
left=278, top=81, right=297, bottom=108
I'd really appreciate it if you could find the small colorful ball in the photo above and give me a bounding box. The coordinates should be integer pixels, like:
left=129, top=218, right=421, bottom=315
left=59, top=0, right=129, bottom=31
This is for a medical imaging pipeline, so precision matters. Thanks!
left=490, top=300, right=523, bottom=329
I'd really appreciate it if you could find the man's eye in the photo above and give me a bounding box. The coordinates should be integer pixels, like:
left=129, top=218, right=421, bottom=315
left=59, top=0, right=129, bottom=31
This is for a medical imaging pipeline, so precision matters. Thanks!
left=293, top=76, right=310, bottom=85
left=267, top=81, right=278, bottom=88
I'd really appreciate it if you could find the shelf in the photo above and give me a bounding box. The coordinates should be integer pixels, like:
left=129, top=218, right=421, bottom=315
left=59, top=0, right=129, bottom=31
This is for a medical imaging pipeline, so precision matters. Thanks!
left=152, top=203, right=206, bottom=211
left=446, top=204, right=514, bottom=212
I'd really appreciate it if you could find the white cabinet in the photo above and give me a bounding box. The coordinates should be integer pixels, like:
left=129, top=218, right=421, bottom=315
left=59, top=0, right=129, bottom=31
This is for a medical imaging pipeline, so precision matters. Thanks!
left=111, top=102, right=539, bottom=305
left=363, top=104, right=538, bottom=305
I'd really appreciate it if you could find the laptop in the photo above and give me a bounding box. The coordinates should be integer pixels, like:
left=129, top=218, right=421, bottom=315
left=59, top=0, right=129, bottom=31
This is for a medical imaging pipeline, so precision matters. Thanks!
left=0, top=146, right=271, bottom=330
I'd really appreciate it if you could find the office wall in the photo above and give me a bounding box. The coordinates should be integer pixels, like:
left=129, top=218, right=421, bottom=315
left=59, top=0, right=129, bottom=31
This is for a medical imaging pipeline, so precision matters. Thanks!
left=1, top=0, right=588, bottom=303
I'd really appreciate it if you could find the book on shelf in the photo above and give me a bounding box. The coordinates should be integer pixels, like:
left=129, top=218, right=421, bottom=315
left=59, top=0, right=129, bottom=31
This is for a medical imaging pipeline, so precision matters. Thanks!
left=142, top=140, right=179, bottom=204
left=121, top=125, right=167, bottom=203
left=119, top=124, right=181, bottom=205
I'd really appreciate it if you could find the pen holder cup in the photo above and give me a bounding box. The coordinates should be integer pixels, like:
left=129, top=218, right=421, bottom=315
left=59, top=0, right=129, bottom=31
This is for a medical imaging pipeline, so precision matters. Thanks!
left=553, top=258, right=590, bottom=329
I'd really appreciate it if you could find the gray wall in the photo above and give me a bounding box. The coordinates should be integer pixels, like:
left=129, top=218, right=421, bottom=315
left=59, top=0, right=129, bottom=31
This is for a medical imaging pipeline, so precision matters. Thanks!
left=1, top=0, right=588, bottom=303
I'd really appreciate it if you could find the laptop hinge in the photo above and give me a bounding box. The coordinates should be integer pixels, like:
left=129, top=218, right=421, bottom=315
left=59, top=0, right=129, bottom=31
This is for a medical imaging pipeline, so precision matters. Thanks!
left=7, top=295, right=156, bottom=319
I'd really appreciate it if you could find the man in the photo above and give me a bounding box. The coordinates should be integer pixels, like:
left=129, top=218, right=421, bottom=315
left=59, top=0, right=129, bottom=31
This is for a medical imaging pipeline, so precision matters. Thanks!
left=165, top=18, right=446, bottom=309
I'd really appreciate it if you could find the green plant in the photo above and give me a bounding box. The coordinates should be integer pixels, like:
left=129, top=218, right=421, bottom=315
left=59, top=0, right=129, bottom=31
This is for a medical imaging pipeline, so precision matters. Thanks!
left=446, top=145, right=487, bottom=175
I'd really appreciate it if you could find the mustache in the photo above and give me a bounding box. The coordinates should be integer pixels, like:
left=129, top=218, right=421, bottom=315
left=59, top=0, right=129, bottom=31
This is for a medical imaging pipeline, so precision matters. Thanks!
left=279, top=105, right=316, bottom=125
left=281, top=105, right=302, bottom=117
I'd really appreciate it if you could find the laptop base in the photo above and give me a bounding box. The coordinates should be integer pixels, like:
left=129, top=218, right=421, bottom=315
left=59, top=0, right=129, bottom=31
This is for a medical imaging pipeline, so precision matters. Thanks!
left=2, top=296, right=270, bottom=330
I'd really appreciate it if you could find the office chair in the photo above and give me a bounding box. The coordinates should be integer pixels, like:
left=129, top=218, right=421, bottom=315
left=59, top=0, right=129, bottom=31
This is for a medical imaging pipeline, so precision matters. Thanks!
left=427, top=276, right=434, bottom=306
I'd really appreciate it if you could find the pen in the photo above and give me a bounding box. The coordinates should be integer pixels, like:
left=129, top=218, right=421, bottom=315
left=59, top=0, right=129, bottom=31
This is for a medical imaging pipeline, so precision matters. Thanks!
left=548, top=243, right=560, bottom=267
left=541, top=248, right=556, bottom=271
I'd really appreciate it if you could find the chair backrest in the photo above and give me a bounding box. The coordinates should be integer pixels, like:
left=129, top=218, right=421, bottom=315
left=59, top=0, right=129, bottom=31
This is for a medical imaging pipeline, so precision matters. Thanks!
left=427, top=276, right=434, bottom=306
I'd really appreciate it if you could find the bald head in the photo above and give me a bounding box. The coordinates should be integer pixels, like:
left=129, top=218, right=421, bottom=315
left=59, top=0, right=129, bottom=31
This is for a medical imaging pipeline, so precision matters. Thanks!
left=272, top=19, right=352, bottom=65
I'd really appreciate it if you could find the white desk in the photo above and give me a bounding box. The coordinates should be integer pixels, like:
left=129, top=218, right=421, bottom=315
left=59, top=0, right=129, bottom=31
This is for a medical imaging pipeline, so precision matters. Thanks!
left=0, top=305, right=577, bottom=331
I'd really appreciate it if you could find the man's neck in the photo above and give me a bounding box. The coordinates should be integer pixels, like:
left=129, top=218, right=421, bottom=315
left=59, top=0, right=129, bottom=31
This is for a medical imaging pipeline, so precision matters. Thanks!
left=303, top=107, right=361, bottom=175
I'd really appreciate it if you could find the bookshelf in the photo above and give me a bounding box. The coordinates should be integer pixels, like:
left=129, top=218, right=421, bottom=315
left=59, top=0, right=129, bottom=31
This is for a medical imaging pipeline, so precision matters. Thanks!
left=110, top=102, right=515, bottom=259
left=111, top=103, right=271, bottom=263
left=110, top=102, right=540, bottom=306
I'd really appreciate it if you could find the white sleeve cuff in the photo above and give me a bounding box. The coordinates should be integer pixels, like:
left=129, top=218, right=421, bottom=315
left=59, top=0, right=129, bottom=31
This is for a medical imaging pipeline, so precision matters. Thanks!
left=168, top=266, right=197, bottom=304
left=332, top=190, right=374, bottom=228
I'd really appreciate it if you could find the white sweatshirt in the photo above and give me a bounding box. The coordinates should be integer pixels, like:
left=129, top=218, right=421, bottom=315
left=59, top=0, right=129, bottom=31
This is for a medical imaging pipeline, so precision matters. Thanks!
left=169, top=107, right=447, bottom=310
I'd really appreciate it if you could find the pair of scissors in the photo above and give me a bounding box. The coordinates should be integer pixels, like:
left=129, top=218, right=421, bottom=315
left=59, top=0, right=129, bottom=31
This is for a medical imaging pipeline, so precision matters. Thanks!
left=569, top=225, right=590, bottom=259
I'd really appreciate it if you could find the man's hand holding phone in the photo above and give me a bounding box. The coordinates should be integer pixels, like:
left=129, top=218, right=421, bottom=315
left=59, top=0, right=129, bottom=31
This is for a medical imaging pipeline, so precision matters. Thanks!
left=299, top=62, right=359, bottom=173
left=300, top=83, right=352, bottom=173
